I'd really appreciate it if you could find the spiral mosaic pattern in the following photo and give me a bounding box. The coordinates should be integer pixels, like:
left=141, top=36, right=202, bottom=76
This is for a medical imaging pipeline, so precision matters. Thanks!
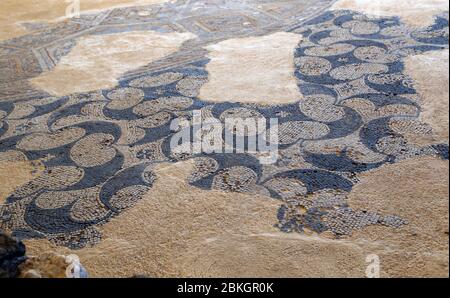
left=0, top=0, right=449, bottom=248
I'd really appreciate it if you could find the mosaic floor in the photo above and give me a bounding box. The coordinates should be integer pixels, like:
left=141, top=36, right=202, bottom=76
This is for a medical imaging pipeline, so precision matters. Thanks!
left=0, top=0, right=449, bottom=277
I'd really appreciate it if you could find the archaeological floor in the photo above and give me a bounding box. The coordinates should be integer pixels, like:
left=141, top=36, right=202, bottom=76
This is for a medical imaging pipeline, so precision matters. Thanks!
left=0, top=0, right=449, bottom=277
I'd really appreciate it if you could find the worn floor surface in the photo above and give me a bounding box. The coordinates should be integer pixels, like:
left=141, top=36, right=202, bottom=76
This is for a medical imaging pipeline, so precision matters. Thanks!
left=0, top=0, right=448, bottom=277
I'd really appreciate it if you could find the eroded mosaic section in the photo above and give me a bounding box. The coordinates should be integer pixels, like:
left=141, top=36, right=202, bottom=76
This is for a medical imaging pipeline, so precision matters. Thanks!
left=0, top=0, right=335, bottom=102
left=0, top=3, right=449, bottom=247
left=198, top=32, right=302, bottom=104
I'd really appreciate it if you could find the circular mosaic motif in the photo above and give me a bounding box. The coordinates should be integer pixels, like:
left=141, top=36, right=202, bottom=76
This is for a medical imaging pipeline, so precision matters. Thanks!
left=0, top=3, right=448, bottom=247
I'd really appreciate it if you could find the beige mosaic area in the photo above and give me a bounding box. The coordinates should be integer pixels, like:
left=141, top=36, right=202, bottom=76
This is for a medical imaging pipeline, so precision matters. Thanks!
left=23, top=161, right=365, bottom=277
left=30, top=31, right=196, bottom=96
left=331, top=0, right=449, bottom=27
left=404, top=50, right=449, bottom=144
left=199, top=32, right=303, bottom=105
left=0, top=0, right=172, bottom=41
left=24, top=158, right=449, bottom=277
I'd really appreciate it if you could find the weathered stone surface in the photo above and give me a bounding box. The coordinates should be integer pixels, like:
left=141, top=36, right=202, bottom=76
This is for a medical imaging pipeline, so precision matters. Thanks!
left=199, top=33, right=303, bottom=104
left=348, top=157, right=449, bottom=277
left=30, top=31, right=196, bottom=96
left=404, top=50, right=449, bottom=144
left=0, top=0, right=172, bottom=41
